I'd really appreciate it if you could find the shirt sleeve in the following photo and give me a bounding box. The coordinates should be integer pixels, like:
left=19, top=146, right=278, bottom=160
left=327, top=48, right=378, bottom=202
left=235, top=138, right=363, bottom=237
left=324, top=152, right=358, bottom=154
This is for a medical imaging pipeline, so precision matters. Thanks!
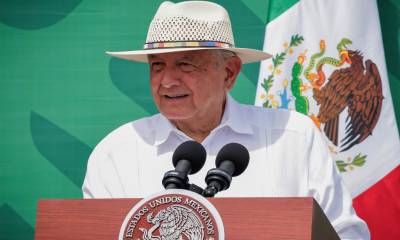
left=82, top=146, right=125, bottom=199
left=306, top=125, right=370, bottom=240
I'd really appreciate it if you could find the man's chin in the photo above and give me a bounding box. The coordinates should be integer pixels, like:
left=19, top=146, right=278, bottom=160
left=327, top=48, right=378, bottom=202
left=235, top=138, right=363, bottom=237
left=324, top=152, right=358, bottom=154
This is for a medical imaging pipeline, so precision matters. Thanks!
left=160, top=111, right=195, bottom=121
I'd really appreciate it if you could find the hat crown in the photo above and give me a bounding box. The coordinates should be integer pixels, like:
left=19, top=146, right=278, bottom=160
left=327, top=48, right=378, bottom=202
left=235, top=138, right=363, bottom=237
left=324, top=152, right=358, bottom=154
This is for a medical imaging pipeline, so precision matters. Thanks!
left=145, top=1, right=235, bottom=45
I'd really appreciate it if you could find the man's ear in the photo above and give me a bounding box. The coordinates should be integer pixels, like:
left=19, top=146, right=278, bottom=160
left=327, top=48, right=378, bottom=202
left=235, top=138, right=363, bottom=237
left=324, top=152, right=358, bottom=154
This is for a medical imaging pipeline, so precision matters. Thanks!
left=224, top=56, right=242, bottom=91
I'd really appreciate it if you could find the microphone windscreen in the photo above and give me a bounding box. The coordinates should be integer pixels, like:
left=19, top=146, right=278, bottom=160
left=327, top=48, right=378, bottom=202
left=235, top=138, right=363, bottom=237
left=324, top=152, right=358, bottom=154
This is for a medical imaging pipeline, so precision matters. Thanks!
left=172, top=141, right=207, bottom=174
left=216, top=143, right=249, bottom=177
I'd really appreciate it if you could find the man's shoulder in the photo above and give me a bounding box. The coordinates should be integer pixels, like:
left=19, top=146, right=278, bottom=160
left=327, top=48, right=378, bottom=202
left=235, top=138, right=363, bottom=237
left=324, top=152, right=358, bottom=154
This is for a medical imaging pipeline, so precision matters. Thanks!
left=238, top=103, right=316, bottom=134
left=95, top=114, right=162, bottom=151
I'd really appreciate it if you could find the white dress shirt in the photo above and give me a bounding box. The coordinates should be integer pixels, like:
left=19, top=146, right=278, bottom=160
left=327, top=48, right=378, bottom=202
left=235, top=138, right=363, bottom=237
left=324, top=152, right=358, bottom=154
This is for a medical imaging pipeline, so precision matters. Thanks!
left=82, top=95, right=370, bottom=239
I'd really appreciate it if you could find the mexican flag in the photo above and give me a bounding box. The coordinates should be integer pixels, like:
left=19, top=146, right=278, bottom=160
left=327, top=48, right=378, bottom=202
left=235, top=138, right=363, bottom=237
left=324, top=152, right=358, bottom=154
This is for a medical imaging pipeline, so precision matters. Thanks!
left=255, top=0, right=400, bottom=238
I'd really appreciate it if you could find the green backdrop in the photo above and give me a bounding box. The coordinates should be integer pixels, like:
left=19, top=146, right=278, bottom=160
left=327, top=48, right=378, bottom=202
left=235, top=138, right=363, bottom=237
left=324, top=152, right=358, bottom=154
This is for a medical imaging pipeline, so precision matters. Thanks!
left=0, top=0, right=399, bottom=239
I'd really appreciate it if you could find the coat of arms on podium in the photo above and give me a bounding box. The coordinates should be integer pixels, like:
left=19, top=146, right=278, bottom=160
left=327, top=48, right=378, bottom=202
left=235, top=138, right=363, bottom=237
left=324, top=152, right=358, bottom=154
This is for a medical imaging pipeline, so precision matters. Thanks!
left=119, top=189, right=224, bottom=240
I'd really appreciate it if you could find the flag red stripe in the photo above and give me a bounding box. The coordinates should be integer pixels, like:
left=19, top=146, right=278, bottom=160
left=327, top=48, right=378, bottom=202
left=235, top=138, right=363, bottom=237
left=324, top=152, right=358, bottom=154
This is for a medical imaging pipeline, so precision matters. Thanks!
left=353, top=164, right=400, bottom=239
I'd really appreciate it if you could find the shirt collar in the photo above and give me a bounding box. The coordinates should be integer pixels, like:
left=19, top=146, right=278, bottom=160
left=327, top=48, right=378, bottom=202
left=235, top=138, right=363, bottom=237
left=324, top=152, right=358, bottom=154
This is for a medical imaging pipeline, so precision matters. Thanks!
left=154, top=113, right=180, bottom=146
left=219, top=94, right=253, bottom=135
left=153, top=94, right=253, bottom=146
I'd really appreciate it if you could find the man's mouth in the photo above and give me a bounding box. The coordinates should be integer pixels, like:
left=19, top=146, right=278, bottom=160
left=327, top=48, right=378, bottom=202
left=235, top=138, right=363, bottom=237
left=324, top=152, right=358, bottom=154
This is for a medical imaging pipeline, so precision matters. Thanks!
left=164, top=94, right=189, bottom=99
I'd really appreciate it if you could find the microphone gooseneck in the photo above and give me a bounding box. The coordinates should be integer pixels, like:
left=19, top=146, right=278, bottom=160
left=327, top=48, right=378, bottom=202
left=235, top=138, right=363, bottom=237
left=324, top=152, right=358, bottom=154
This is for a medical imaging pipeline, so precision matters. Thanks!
left=203, top=143, right=250, bottom=197
left=162, top=141, right=206, bottom=190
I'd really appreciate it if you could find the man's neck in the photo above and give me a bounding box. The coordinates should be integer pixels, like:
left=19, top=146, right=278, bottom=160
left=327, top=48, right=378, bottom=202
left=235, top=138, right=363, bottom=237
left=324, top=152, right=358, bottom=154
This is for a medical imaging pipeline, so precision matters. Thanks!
left=171, top=100, right=226, bottom=143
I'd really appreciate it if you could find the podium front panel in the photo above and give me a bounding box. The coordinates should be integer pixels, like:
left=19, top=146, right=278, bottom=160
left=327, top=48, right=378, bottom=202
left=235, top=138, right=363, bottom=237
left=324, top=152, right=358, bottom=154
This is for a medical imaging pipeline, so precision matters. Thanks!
left=35, top=197, right=339, bottom=240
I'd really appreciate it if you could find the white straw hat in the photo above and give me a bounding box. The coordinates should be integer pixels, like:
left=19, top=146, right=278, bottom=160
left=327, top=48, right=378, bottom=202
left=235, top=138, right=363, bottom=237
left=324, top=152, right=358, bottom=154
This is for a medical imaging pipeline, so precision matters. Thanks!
left=106, top=1, right=271, bottom=64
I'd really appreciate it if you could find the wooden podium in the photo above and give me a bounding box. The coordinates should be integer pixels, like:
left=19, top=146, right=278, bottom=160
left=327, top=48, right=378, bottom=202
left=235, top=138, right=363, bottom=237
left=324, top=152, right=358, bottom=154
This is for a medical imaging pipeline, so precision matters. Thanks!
left=35, top=197, right=340, bottom=240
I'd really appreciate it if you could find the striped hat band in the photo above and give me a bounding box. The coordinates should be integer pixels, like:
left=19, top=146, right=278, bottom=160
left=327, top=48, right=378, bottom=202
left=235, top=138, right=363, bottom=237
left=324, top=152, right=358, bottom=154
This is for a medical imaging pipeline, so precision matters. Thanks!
left=144, top=41, right=233, bottom=50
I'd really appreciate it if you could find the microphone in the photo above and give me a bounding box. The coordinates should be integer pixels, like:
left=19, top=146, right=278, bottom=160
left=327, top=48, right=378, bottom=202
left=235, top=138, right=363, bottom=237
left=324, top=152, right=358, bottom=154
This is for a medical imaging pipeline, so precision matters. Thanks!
left=203, top=143, right=249, bottom=197
left=162, top=141, right=206, bottom=190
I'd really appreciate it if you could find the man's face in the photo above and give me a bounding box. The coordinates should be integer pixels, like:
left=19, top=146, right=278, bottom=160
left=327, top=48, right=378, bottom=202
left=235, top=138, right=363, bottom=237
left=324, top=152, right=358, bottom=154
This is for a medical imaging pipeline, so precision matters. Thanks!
left=149, top=50, right=239, bottom=123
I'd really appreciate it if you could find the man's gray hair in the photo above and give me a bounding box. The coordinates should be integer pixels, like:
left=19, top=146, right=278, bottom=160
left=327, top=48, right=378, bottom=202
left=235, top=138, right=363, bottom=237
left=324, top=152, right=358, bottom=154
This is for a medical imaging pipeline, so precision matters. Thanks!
left=214, top=49, right=237, bottom=61
left=213, top=50, right=237, bottom=69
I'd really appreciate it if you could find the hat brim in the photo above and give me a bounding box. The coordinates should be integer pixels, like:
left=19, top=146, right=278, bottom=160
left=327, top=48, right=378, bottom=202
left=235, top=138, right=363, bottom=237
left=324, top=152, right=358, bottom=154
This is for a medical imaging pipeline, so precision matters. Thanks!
left=106, top=47, right=271, bottom=64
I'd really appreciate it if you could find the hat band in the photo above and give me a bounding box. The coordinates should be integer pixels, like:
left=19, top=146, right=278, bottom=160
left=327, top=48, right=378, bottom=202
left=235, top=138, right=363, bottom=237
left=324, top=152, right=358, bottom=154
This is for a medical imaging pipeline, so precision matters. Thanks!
left=144, top=41, right=233, bottom=50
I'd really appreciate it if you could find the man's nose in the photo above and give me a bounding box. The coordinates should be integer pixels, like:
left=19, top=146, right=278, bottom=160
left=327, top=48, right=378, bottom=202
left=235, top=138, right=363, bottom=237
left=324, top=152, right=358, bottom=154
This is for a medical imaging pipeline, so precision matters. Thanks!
left=160, top=66, right=181, bottom=88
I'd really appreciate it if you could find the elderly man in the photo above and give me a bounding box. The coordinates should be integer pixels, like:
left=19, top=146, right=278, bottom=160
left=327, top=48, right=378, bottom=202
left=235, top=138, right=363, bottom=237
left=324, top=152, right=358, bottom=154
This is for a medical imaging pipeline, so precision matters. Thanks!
left=82, top=1, right=369, bottom=239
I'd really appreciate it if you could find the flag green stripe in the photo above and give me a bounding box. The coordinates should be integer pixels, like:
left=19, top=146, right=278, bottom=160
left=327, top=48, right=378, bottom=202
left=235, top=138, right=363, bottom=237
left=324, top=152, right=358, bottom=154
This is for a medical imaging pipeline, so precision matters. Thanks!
left=266, top=0, right=299, bottom=24
left=378, top=0, right=400, bottom=127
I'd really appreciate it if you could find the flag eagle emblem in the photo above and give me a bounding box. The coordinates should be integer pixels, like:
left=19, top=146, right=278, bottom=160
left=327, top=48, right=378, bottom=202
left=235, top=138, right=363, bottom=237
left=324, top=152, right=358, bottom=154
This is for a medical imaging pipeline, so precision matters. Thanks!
left=260, top=36, right=384, bottom=152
